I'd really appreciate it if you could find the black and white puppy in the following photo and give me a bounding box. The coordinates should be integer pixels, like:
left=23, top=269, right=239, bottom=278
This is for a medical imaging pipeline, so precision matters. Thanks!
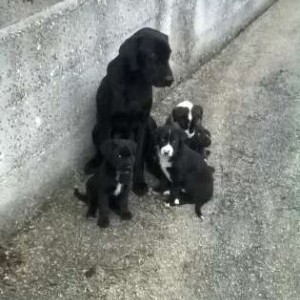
left=84, top=27, right=173, bottom=197
left=75, top=139, right=136, bottom=228
left=166, top=100, right=211, bottom=157
left=155, top=126, right=214, bottom=218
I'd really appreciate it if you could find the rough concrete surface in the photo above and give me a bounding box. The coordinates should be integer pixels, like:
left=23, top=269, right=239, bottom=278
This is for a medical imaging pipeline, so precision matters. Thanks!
left=0, top=0, right=299, bottom=299
left=0, top=0, right=275, bottom=232
left=0, top=0, right=63, bottom=29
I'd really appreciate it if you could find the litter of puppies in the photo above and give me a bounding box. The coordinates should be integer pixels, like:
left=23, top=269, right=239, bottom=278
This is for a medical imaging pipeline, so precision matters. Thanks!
left=75, top=28, right=214, bottom=228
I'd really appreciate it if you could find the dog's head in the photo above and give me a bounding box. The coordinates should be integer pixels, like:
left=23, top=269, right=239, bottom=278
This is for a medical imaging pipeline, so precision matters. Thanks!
left=186, top=123, right=211, bottom=153
left=155, top=125, right=187, bottom=158
left=172, top=101, right=203, bottom=138
left=119, top=27, right=173, bottom=87
left=100, top=139, right=136, bottom=172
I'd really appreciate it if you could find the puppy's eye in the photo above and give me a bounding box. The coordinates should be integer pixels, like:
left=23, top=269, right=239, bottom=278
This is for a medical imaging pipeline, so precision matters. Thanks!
left=171, top=140, right=176, bottom=145
left=117, top=154, right=122, bottom=159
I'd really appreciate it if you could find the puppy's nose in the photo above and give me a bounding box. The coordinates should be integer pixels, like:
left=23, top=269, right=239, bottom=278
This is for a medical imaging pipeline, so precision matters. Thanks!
left=162, top=149, right=170, bottom=155
left=164, top=75, right=174, bottom=86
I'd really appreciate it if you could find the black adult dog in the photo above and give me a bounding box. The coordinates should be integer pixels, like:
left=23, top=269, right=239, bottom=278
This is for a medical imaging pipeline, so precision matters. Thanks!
left=75, top=139, right=136, bottom=228
left=155, top=125, right=214, bottom=218
left=85, top=28, right=174, bottom=196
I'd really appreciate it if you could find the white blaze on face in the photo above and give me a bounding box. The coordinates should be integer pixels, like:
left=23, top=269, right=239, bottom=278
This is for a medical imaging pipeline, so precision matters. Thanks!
left=177, top=100, right=193, bottom=121
left=160, top=143, right=174, bottom=157
left=177, top=100, right=195, bottom=137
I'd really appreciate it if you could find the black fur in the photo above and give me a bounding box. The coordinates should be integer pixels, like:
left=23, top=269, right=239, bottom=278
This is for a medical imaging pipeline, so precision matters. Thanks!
left=84, top=28, right=173, bottom=196
left=155, top=126, right=214, bottom=218
left=75, top=139, right=136, bottom=228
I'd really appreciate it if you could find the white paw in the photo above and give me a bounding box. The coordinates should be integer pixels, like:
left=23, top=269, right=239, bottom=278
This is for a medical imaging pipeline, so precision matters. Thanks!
left=174, top=199, right=180, bottom=205
left=163, top=190, right=170, bottom=196
left=164, top=202, right=170, bottom=207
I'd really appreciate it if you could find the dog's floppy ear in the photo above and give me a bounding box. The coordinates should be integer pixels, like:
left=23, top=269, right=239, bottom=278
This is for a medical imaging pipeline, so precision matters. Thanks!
left=100, top=140, right=115, bottom=158
left=119, top=36, right=139, bottom=71
left=172, top=107, right=186, bottom=122
left=127, top=140, right=137, bottom=156
left=192, top=105, right=203, bottom=121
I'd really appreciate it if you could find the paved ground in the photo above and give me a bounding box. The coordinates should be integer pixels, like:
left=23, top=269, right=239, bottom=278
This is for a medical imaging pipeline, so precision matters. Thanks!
left=1, top=0, right=299, bottom=299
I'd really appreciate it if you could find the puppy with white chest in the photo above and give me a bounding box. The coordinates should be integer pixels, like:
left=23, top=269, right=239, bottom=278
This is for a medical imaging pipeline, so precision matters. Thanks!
left=155, top=126, right=214, bottom=218
left=74, top=139, right=136, bottom=228
left=166, top=100, right=211, bottom=158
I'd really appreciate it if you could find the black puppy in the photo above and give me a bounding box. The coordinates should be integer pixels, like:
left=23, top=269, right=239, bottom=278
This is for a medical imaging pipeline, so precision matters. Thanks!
left=155, top=126, right=214, bottom=218
left=75, top=139, right=136, bottom=228
left=85, top=28, right=174, bottom=196
left=166, top=100, right=211, bottom=157
left=144, top=113, right=211, bottom=191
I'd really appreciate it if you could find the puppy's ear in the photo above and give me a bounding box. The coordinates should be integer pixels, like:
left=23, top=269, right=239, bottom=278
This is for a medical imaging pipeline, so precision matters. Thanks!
left=172, top=107, right=185, bottom=122
left=153, top=128, right=161, bottom=145
left=100, top=140, right=115, bottom=158
left=128, top=140, right=137, bottom=156
left=192, top=105, right=203, bottom=121
left=119, top=36, right=139, bottom=71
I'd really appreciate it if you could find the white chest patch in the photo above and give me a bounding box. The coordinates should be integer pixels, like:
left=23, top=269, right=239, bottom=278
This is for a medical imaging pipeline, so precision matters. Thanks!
left=185, top=129, right=195, bottom=138
left=113, top=173, right=123, bottom=196
left=113, top=183, right=123, bottom=196
left=158, top=152, right=172, bottom=182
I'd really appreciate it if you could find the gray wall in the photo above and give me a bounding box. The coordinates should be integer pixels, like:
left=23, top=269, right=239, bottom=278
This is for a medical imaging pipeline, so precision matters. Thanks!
left=0, top=0, right=275, bottom=233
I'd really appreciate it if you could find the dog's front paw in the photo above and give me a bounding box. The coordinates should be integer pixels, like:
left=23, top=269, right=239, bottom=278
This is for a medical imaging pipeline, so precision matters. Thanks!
left=153, top=184, right=168, bottom=194
left=133, top=182, right=148, bottom=196
left=174, top=198, right=180, bottom=205
left=120, top=211, right=133, bottom=220
left=86, top=210, right=96, bottom=218
left=163, top=190, right=170, bottom=196
left=97, top=217, right=109, bottom=228
left=165, top=199, right=176, bottom=207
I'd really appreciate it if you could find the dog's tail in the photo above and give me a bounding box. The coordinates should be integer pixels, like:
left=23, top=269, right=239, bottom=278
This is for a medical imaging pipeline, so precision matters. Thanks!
left=195, top=202, right=203, bottom=219
left=74, top=188, right=87, bottom=203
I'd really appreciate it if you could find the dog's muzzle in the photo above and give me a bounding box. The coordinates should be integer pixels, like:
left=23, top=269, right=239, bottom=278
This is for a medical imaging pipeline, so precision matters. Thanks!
left=160, top=144, right=174, bottom=157
left=119, top=168, right=132, bottom=184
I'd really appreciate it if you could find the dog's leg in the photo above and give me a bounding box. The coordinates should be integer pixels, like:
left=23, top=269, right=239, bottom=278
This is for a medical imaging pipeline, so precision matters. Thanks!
left=133, top=125, right=148, bottom=196
left=97, top=194, right=110, bottom=228
left=153, top=176, right=170, bottom=194
left=86, top=188, right=97, bottom=218
left=195, top=202, right=204, bottom=220
left=166, top=184, right=181, bottom=207
left=117, top=186, right=133, bottom=220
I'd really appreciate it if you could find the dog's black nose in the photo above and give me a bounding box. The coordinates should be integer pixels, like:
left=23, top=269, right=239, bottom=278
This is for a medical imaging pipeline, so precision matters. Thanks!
left=164, top=75, right=174, bottom=86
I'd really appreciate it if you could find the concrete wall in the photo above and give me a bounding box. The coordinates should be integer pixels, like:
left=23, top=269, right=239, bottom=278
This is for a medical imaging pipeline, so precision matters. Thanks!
left=0, top=0, right=275, bottom=234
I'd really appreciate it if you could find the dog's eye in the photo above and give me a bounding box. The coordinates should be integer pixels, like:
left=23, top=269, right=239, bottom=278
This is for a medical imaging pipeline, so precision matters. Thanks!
left=117, top=154, right=122, bottom=159
left=171, top=140, right=176, bottom=145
